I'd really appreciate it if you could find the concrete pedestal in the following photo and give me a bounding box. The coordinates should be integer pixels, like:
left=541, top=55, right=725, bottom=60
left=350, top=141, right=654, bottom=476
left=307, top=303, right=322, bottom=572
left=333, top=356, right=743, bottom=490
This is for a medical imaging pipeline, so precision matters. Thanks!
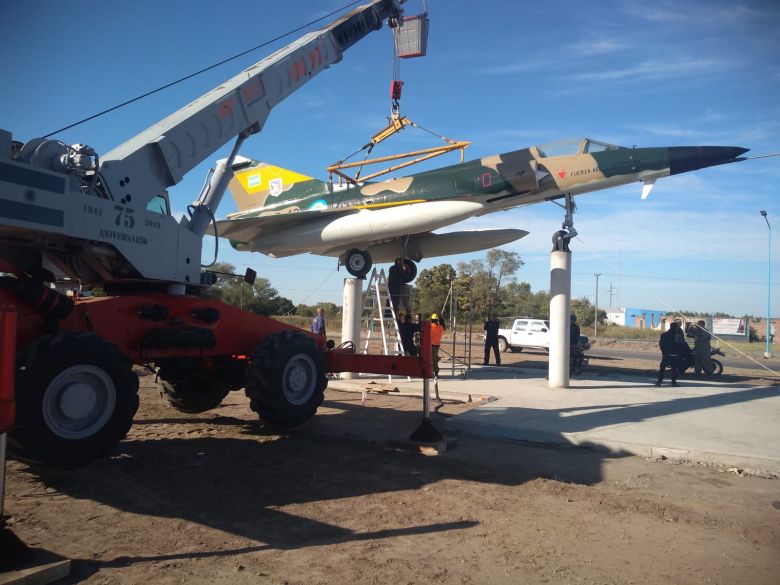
left=549, top=250, right=572, bottom=388
left=340, top=277, right=363, bottom=380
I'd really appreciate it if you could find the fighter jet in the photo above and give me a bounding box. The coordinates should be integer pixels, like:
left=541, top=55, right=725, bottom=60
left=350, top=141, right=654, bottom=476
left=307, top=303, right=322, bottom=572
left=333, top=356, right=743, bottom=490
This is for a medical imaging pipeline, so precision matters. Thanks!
left=212, top=137, right=747, bottom=280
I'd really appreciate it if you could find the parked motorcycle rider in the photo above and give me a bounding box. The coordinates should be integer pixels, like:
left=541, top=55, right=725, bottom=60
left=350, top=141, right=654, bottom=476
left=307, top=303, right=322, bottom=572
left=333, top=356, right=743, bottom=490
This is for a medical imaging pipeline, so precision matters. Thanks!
left=687, top=319, right=714, bottom=376
left=655, top=321, right=686, bottom=386
left=570, top=314, right=581, bottom=350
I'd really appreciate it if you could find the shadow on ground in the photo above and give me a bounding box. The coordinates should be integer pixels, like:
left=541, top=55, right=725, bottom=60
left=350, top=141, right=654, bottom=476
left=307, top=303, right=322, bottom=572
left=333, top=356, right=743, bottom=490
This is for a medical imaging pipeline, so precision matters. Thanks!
left=19, top=389, right=633, bottom=582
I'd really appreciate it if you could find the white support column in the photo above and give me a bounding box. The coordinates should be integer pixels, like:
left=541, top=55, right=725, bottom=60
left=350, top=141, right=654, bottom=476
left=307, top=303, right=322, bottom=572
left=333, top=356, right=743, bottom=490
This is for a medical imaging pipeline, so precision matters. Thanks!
left=340, top=277, right=363, bottom=379
left=549, top=249, right=572, bottom=388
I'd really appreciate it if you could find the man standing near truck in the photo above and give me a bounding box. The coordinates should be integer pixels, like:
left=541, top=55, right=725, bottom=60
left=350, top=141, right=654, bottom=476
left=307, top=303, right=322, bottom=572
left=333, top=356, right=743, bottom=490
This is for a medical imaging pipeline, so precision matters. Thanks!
left=483, top=313, right=501, bottom=366
left=687, top=320, right=713, bottom=376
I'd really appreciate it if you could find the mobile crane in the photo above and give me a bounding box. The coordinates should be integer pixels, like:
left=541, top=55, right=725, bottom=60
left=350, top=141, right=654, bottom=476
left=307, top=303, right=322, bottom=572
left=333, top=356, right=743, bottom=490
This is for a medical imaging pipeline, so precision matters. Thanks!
left=0, top=0, right=432, bottom=467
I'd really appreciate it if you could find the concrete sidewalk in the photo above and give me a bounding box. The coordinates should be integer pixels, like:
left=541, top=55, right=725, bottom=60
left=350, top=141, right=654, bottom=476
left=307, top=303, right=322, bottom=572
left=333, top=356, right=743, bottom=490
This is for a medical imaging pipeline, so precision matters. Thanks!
left=329, top=364, right=780, bottom=477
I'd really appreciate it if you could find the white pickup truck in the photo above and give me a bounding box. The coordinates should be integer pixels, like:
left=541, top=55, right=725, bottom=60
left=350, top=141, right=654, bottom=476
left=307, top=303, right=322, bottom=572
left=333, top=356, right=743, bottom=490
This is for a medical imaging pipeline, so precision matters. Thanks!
left=493, top=317, right=591, bottom=353
left=495, top=318, right=551, bottom=352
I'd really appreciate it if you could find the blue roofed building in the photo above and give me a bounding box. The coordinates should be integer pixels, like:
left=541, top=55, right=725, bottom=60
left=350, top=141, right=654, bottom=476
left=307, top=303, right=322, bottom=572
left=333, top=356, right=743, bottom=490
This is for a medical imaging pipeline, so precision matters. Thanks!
left=606, top=307, right=667, bottom=330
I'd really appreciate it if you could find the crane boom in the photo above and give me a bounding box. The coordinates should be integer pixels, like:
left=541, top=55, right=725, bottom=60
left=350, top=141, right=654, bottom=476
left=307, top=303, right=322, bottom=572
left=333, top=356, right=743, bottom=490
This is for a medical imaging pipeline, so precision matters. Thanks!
left=0, top=0, right=410, bottom=289
left=100, top=1, right=403, bottom=208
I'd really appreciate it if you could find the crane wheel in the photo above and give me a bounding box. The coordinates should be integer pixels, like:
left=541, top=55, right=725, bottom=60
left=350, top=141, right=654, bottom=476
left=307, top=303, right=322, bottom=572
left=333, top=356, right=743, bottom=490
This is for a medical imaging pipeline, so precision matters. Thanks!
left=245, top=331, right=326, bottom=428
left=157, top=359, right=231, bottom=413
left=9, top=332, right=139, bottom=468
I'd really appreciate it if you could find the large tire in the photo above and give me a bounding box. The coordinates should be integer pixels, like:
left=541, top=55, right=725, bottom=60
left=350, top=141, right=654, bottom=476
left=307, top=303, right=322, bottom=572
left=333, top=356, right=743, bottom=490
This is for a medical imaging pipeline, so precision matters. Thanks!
left=497, top=337, right=508, bottom=353
left=157, top=358, right=231, bottom=413
left=245, top=331, right=327, bottom=428
left=401, top=259, right=417, bottom=283
left=9, top=332, right=139, bottom=468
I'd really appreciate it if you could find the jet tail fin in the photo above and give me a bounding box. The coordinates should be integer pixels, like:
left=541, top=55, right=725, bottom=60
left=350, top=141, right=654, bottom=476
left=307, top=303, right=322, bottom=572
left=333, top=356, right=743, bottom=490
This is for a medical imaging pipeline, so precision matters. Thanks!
left=229, top=160, right=327, bottom=212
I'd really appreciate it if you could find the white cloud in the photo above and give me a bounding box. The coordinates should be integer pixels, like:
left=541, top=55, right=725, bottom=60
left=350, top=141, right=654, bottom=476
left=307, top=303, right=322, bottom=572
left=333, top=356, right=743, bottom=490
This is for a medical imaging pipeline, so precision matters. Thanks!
left=567, top=58, right=734, bottom=83
left=566, top=39, right=623, bottom=57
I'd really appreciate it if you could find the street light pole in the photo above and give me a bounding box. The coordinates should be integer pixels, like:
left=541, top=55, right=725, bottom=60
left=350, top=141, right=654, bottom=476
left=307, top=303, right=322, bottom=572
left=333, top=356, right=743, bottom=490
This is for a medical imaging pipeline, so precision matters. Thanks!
left=594, top=273, right=601, bottom=339
left=760, top=210, right=771, bottom=358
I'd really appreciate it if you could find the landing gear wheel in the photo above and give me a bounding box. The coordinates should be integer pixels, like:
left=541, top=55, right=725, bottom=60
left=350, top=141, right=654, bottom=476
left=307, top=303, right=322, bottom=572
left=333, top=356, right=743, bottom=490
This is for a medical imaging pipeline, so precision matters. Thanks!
left=9, top=332, right=139, bottom=468
left=345, top=248, right=372, bottom=279
left=245, top=331, right=327, bottom=428
left=157, top=359, right=231, bottom=413
left=401, top=259, right=417, bottom=283
left=498, top=338, right=508, bottom=353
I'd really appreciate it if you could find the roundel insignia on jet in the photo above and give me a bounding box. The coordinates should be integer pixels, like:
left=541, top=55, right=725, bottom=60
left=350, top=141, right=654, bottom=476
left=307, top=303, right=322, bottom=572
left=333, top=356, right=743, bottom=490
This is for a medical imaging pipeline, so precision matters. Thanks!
left=309, top=199, right=328, bottom=210
left=269, top=178, right=283, bottom=196
left=557, top=169, right=567, bottom=179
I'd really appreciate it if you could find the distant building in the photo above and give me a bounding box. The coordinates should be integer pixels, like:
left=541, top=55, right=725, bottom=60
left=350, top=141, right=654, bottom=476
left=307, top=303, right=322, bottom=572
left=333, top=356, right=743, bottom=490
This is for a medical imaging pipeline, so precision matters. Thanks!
left=606, top=307, right=667, bottom=329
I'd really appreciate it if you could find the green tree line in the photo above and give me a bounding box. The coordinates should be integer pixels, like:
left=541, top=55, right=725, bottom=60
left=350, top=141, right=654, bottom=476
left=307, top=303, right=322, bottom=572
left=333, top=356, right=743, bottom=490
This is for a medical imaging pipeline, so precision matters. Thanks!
left=202, top=252, right=614, bottom=327
left=410, top=249, right=604, bottom=326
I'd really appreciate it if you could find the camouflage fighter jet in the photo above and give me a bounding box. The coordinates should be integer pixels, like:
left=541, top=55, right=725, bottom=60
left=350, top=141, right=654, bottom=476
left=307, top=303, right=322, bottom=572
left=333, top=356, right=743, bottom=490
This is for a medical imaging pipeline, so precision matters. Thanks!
left=212, top=137, right=747, bottom=280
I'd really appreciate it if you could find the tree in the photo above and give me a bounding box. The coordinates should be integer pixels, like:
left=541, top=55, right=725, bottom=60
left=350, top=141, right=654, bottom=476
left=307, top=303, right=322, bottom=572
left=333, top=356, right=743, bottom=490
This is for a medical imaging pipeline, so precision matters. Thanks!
left=486, top=249, right=522, bottom=293
left=571, top=297, right=595, bottom=327
left=412, top=264, right=456, bottom=319
left=456, top=249, right=523, bottom=319
left=503, top=281, right=549, bottom=319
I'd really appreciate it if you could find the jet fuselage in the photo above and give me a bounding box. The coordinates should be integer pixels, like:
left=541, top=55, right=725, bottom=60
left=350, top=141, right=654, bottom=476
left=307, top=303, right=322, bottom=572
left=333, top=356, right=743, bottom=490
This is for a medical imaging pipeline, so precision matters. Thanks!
left=217, top=138, right=747, bottom=265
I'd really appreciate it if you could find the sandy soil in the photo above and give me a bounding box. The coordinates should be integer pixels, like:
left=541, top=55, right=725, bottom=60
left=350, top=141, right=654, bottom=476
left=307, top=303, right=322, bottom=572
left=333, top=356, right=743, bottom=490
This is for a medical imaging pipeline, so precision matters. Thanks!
left=4, top=365, right=780, bottom=584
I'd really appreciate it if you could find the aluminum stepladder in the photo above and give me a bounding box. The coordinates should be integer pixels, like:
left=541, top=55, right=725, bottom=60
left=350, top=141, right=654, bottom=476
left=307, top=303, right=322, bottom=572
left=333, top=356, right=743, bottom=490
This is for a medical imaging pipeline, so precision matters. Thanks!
left=361, top=268, right=409, bottom=383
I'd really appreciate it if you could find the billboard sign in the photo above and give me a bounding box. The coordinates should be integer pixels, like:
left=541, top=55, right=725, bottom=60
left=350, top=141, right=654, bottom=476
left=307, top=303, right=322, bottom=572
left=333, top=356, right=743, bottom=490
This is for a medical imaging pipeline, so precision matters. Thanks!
left=712, top=318, right=746, bottom=336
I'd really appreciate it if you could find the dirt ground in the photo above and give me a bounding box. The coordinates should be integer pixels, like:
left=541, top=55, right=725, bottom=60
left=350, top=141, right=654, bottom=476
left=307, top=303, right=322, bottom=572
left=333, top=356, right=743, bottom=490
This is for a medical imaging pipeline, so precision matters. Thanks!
left=4, top=359, right=780, bottom=585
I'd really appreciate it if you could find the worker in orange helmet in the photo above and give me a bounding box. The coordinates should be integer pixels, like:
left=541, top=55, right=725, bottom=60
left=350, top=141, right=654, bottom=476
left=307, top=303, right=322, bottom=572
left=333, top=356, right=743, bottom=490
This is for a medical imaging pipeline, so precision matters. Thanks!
left=430, top=313, right=444, bottom=378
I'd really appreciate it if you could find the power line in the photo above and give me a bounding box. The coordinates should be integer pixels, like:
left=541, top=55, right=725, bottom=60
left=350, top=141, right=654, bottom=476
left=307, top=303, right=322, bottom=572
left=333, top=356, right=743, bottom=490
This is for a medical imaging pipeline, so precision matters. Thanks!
left=42, top=0, right=363, bottom=138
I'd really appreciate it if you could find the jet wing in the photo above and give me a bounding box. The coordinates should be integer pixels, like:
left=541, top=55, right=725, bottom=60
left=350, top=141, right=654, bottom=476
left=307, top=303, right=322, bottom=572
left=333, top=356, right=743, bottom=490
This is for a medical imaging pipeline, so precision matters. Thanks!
left=210, top=207, right=358, bottom=243
left=317, top=228, right=529, bottom=264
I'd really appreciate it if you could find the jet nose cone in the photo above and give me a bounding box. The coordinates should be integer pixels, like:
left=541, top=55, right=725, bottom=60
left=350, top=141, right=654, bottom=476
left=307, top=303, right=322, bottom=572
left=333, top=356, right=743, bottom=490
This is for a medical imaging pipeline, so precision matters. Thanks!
left=669, top=146, right=750, bottom=175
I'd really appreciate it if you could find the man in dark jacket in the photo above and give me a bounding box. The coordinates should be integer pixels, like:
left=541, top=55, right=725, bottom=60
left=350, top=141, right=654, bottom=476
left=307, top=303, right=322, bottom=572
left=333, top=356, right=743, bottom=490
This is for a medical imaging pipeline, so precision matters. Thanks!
left=655, top=321, right=685, bottom=386
left=483, top=313, right=501, bottom=365
left=398, top=313, right=418, bottom=357
left=387, top=258, right=404, bottom=313
left=570, top=314, right=581, bottom=350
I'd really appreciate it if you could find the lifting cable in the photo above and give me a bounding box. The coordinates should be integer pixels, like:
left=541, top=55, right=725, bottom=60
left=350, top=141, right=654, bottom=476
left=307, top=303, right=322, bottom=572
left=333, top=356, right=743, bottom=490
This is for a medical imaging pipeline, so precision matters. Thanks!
left=42, top=0, right=365, bottom=138
left=327, top=0, right=468, bottom=185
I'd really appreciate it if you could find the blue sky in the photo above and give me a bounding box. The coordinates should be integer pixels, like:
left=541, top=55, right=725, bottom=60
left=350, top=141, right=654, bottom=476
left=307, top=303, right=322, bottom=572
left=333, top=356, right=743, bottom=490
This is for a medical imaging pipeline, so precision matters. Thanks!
left=3, top=0, right=779, bottom=316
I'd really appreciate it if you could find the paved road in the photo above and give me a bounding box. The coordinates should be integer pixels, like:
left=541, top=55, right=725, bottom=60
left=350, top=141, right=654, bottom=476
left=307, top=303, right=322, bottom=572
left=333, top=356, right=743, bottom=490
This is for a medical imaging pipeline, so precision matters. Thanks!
left=588, top=346, right=780, bottom=372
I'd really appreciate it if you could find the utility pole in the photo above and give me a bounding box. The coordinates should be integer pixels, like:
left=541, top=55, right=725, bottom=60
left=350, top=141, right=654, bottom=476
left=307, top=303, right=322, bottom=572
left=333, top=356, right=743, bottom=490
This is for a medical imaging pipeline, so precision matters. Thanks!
left=761, top=210, right=771, bottom=358
left=618, top=242, right=623, bottom=308
left=594, top=273, right=601, bottom=338
left=608, top=282, right=616, bottom=310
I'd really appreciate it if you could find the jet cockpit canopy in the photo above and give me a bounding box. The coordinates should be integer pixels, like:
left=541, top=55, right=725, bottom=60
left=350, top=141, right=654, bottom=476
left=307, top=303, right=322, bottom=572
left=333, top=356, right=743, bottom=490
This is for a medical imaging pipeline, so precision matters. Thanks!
left=534, top=137, right=625, bottom=158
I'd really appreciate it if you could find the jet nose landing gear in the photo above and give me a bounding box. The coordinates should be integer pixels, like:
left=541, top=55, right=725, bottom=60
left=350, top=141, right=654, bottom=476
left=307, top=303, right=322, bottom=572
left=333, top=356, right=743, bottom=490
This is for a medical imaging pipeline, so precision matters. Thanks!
left=401, top=258, right=417, bottom=283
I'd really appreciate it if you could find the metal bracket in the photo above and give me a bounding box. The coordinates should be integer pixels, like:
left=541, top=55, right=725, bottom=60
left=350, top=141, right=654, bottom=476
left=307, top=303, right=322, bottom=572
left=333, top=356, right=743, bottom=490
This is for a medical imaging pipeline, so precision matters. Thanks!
left=551, top=194, right=577, bottom=252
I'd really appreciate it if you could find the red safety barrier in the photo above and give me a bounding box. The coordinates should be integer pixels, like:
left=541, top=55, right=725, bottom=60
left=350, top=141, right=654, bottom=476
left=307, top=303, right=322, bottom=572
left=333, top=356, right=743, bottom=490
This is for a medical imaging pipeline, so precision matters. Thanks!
left=0, top=308, right=16, bottom=433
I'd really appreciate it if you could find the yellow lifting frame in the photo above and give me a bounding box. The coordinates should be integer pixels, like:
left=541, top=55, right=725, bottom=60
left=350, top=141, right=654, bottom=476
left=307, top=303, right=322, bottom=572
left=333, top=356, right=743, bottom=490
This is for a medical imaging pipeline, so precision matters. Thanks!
left=327, top=115, right=470, bottom=185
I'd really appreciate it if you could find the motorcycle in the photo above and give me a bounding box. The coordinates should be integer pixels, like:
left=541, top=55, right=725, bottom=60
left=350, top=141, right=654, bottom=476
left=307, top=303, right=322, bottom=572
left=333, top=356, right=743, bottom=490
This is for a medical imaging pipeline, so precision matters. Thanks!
left=679, top=346, right=725, bottom=376
left=570, top=344, right=589, bottom=375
